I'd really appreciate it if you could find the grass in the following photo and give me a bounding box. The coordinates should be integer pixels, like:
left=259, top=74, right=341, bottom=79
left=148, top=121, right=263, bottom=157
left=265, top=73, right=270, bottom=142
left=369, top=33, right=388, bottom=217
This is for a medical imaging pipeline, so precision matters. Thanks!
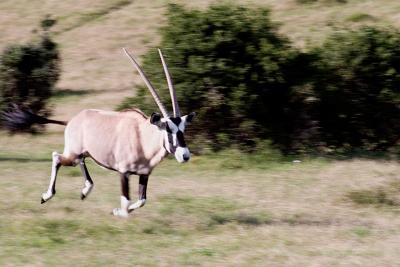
left=346, top=12, right=376, bottom=22
left=347, top=180, right=400, bottom=207
left=55, top=0, right=134, bottom=34
left=1, top=132, right=400, bottom=266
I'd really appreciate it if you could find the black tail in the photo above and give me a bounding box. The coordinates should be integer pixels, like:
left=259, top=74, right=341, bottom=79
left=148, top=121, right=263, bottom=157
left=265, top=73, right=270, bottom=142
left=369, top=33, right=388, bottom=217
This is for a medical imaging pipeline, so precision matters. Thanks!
left=1, top=104, right=67, bottom=132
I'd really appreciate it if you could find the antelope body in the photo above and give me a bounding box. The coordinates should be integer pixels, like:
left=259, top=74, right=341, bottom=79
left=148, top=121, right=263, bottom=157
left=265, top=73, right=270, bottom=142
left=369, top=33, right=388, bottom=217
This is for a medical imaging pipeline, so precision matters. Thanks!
left=29, top=49, right=195, bottom=217
left=64, top=109, right=166, bottom=175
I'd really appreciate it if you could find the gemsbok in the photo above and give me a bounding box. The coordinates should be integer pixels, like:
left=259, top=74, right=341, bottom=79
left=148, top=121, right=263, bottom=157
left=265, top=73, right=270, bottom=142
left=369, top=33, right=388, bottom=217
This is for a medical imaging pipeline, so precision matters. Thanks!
left=2, top=49, right=195, bottom=217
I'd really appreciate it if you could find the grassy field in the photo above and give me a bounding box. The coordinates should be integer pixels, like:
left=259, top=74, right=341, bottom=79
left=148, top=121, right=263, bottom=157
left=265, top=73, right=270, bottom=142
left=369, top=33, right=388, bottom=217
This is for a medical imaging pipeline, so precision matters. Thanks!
left=1, top=134, right=400, bottom=266
left=2, top=0, right=400, bottom=266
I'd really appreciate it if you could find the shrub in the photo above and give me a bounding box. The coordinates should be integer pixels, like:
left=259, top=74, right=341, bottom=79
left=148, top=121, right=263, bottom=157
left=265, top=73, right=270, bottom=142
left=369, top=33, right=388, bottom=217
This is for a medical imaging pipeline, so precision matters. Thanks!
left=0, top=16, right=60, bottom=132
left=311, top=27, right=400, bottom=151
left=120, top=5, right=400, bottom=154
left=119, top=4, right=312, bottom=152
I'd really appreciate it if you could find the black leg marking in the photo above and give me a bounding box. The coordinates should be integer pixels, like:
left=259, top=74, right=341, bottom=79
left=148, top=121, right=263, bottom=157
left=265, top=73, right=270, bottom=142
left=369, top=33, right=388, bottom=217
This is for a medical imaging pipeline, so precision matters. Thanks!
left=127, top=175, right=149, bottom=212
left=50, top=169, right=58, bottom=195
left=121, top=173, right=130, bottom=200
left=80, top=158, right=93, bottom=184
left=139, top=175, right=148, bottom=200
left=41, top=164, right=59, bottom=204
left=79, top=158, right=94, bottom=200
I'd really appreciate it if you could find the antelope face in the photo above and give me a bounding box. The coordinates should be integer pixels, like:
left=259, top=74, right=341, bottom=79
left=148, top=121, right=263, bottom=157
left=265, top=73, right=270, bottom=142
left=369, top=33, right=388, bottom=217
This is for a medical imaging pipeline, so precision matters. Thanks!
left=151, top=112, right=195, bottom=163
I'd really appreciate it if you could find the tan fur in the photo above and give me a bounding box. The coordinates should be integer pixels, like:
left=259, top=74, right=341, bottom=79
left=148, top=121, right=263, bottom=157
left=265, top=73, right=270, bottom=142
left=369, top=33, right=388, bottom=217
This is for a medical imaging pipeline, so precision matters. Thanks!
left=62, top=109, right=167, bottom=175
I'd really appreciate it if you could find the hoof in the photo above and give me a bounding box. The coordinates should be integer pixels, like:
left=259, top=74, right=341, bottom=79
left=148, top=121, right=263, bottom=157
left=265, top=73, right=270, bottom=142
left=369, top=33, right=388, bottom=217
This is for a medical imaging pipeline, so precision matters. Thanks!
left=80, top=193, right=86, bottom=200
left=41, top=191, right=54, bottom=204
left=112, top=208, right=129, bottom=218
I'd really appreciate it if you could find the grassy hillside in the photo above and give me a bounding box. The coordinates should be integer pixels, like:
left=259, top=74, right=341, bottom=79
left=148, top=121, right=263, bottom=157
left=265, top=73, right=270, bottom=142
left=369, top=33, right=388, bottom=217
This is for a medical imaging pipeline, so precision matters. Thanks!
left=1, top=0, right=400, bottom=118
left=1, top=1, right=400, bottom=266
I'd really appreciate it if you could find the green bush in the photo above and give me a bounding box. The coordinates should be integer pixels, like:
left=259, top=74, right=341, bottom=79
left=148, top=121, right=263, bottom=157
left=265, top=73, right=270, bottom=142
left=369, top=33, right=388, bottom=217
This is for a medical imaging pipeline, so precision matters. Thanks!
left=119, top=4, right=312, bottom=152
left=0, top=17, right=60, bottom=131
left=311, top=27, right=400, bottom=151
left=120, top=4, right=400, bottom=154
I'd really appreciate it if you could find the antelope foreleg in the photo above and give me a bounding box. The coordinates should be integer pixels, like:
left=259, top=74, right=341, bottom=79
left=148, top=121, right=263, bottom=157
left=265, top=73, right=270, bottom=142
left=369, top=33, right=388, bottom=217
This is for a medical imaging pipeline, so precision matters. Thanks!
left=113, top=173, right=131, bottom=218
left=128, top=175, right=148, bottom=212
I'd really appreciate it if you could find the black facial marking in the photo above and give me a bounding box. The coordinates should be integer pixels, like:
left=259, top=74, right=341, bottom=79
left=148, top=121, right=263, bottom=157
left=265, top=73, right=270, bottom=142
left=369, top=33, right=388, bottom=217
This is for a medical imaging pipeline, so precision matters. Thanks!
left=164, top=117, right=187, bottom=150
left=166, top=123, right=172, bottom=133
left=170, top=117, right=182, bottom=126
left=150, top=113, right=161, bottom=124
left=176, top=130, right=186, bottom=147
left=187, top=112, right=196, bottom=123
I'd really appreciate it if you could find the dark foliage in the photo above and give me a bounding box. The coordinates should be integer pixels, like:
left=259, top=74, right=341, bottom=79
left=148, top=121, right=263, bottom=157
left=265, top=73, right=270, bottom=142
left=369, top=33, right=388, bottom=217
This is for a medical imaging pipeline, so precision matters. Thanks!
left=119, top=4, right=312, bottom=152
left=120, top=4, right=400, bottom=154
left=0, top=17, right=60, bottom=132
left=312, top=27, right=400, bottom=151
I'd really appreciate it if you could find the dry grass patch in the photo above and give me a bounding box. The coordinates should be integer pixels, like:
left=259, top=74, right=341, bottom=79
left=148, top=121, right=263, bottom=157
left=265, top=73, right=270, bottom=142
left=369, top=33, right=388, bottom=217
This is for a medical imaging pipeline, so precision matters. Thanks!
left=347, top=180, right=400, bottom=207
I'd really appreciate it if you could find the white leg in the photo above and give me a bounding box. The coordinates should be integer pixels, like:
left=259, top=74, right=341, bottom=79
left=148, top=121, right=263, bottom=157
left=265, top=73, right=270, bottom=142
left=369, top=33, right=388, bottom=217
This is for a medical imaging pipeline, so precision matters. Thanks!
left=128, top=199, right=146, bottom=212
left=113, top=196, right=130, bottom=218
left=81, top=180, right=94, bottom=199
left=128, top=174, right=148, bottom=212
left=41, top=152, right=61, bottom=203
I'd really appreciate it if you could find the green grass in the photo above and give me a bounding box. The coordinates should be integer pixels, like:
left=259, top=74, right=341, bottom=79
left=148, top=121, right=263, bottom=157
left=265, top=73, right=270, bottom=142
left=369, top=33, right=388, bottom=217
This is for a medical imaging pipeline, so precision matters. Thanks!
left=350, top=227, right=371, bottom=238
left=346, top=13, right=376, bottom=22
left=2, top=138, right=400, bottom=266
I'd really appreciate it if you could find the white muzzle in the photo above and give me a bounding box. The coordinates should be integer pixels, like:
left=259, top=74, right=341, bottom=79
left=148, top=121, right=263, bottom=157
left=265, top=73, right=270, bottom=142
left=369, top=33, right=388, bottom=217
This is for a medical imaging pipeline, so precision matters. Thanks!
left=175, top=147, right=190, bottom=163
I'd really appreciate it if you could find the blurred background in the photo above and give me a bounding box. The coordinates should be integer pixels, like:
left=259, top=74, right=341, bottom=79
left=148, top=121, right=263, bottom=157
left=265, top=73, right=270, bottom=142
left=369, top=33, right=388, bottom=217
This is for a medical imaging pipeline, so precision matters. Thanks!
left=1, top=0, right=400, bottom=266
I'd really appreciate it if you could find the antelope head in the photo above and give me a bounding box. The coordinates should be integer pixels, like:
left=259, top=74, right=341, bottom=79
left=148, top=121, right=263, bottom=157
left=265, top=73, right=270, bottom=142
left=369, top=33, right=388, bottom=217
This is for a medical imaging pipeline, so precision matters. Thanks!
left=123, top=48, right=195, bottom=163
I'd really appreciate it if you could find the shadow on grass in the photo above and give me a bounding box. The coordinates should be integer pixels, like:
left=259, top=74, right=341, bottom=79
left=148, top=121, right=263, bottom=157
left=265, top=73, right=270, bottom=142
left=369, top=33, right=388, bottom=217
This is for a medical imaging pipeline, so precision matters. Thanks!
left=155, top=194, right=355, bottom=232
left=209, top=212, right=345, bottom=227
left=325, top=150, right=398, bottom=161
left=0, top=156, right=50, bottom=163
left=52, top=89, right=91, bottom=99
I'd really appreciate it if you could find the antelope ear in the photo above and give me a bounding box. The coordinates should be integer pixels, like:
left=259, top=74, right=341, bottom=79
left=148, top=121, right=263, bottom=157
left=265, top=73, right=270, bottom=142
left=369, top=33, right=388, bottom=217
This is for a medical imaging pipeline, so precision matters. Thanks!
left=185, top=112, right=196, bottom=123
left=150, top=113, right=165, bottom=128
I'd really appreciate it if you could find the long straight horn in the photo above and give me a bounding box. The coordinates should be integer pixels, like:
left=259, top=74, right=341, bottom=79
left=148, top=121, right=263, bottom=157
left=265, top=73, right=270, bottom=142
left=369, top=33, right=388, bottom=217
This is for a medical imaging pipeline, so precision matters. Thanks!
left=123, top=48, right=169, bottom=118
left=158, top=49, right=181, bottom=117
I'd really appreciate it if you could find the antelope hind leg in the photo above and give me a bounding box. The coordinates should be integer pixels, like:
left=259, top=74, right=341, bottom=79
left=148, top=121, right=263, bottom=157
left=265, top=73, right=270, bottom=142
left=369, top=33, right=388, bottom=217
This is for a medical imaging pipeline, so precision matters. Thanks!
left=41, top=152, right=75, bottom=203
left=128, top=175, right=148, bottom=212
left=79, top=158, right=94, bottom=200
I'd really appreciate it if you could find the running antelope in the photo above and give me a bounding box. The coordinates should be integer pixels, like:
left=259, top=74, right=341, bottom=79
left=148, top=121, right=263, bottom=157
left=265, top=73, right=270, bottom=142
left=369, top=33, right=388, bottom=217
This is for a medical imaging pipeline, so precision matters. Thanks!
left=3, top=49, right=195, bottom=217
